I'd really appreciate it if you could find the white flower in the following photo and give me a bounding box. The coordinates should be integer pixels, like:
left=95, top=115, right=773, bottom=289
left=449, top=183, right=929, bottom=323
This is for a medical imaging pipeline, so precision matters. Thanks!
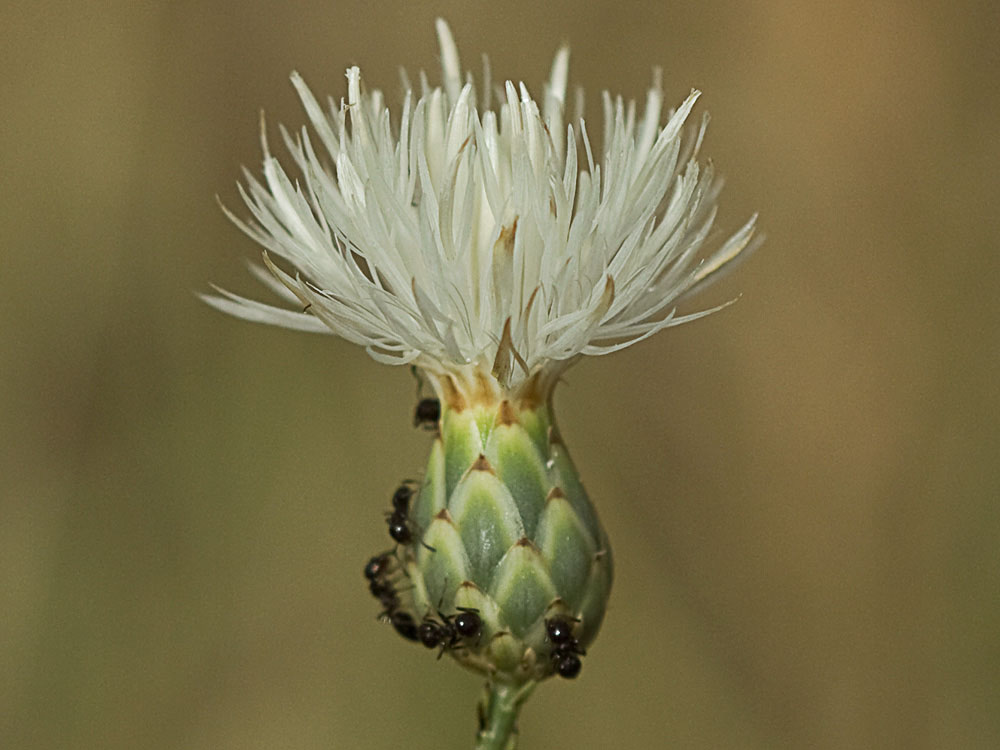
left=204, top=19, right=759, bottom=394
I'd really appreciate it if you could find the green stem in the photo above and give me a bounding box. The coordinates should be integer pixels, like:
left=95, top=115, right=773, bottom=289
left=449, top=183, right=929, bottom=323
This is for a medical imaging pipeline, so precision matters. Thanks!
left=474, top=680, right=537, bottom=750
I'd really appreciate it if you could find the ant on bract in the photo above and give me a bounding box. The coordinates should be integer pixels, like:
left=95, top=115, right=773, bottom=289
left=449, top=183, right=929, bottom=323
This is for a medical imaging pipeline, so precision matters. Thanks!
left=419, top=607, right=483, bottom=658
left=385, top=481, right=434, bottom=551
left=545, top=614, right=585, bottom=679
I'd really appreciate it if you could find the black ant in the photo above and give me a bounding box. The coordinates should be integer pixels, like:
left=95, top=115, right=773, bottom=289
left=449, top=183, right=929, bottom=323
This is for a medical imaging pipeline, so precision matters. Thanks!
left=413, top=397, right=440, bottom=430
left=417, top=617, right=451, bottom=652
left=410, top=366, right=441, bottom=430
left=418, top=607, right=482, bottom=657
left=386, top=482, right=434, bottom=551
left=386, top=482, right=415, bottom=544
left=391, top=483, right=415, bottom=513
left=363, top=551, right=419, bottom=642
left=545, top=615, right=585, bottom=679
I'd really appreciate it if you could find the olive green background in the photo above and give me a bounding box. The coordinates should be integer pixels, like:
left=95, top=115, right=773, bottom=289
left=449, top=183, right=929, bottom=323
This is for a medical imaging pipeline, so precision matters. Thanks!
left=3, top=0, right=998, bottom=747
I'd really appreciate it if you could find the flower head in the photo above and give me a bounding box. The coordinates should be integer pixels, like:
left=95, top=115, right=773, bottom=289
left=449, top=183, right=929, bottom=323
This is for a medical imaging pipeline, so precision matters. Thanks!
left=205, top=19, right=759, bottom=397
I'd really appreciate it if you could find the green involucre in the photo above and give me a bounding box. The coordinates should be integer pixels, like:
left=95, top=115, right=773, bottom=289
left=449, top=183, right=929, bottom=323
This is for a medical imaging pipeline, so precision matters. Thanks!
left=403, top=399, right=613, bottom=683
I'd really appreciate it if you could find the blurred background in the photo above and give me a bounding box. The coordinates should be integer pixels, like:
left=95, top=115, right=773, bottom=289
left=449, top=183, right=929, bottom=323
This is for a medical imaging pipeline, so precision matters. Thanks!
left=3, top=0, right=998, bottom=747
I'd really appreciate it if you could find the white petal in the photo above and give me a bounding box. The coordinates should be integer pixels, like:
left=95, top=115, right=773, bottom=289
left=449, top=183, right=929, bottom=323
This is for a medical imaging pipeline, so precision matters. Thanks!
left=207, top=24, right=758, bottom=388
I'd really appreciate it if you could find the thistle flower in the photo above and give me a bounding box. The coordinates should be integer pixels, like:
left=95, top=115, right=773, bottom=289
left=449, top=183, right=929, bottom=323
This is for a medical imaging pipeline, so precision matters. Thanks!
left=205, top=19, right=758, bottom=749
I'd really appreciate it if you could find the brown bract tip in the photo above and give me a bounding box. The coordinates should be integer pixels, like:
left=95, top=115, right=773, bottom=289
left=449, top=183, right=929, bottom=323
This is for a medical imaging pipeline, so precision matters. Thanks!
left=441, top=374, right=468, bottom=412
left=514, top=537, right=541, bottom=552
left=473, top=369, right=495, bottom=403
left=471, top=454, right=494, bottom=473
left=515, top=372, right=546, bottom=411
left=496, top=399, right=518, bottom=427
left=434, top=508, right=454, bottom=523
left=545, top=487, right=567, bottom=503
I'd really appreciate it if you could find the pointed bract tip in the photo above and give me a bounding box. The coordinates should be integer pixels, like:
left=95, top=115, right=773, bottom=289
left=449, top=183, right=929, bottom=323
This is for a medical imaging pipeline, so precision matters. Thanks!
left=471, top=454, right=494, bottom=473
left=545, top=487, right=567, bottom=503
left=496, top=400, right=518, bottom=427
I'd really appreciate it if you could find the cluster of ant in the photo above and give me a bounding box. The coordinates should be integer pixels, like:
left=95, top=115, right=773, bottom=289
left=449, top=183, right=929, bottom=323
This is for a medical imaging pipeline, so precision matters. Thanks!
left=363, top=548, right=483, bottom=656
left=363, top=396, right=484, bottom=657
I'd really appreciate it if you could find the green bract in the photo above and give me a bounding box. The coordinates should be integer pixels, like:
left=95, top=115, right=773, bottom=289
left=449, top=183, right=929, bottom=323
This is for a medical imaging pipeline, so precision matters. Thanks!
left=401, top=396, right=612, bottom=684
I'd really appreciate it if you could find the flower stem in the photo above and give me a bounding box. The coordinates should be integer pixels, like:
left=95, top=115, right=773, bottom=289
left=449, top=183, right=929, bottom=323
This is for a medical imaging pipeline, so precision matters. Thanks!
left=474, top=680, right=537, bottom=750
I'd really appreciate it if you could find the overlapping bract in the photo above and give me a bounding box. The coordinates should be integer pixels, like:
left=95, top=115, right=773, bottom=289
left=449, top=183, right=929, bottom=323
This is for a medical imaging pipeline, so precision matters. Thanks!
left=401, top=400, right=611, bottom=682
